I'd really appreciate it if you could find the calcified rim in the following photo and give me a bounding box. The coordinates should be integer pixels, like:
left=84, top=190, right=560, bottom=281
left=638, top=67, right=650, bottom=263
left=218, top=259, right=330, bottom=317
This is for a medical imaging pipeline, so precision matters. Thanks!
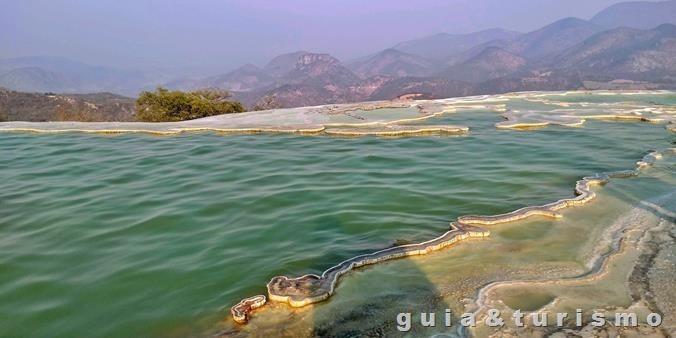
left=0, top=124, right=471, bottom=137
left=231, top=295, right=267, bottom=324
left=323, top=125, right=468, bottom=136
left=0, top=126, right=328, bottom=135
left=321, top=109, right=453, bottom=128
left=471, top=192, right=675, bottom=320
left=495, top=101, right=675, bottom=130
left=0, top=100, right=446, bottom=136
left=230, top=150, right=667, bottom=324
left=3, top=90, right=672, bottom=135
left=496, top=112, right=672, bottom=129
left=0, top=103, right=462, bottom=136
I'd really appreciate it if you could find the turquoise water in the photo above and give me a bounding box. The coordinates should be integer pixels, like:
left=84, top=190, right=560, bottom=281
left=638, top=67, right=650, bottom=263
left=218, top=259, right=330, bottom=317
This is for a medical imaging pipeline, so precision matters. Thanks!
left=0, top=111, right=673, bottom=337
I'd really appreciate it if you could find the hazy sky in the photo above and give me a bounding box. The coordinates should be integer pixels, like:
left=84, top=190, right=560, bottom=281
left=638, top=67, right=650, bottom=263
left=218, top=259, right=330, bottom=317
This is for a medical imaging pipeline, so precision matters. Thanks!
left=1, top=0, right=628, bottom=72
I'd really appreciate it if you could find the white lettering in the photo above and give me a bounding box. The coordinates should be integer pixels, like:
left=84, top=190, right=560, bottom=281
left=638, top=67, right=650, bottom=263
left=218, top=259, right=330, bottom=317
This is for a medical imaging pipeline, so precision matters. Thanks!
left=591, top=312, right=605, bottom=327
left=394, top=309, right=654, bottom=331
left=445, top=309, right=452, bottom=327
left=460, top=312, right=476, bottom=327
left=397, top=312, right=411, bottom=332
left=421, top=312, right=435, bottom=327
left=486, top=309, right=504, bottom=327
left=614, top=313, right=637, bottom=327
left=513, top=310, right=525, bottom=327
left=556, top=312, right=568, bottom=327
left=646, top=313, right=662, bottom=327
left=531, top=312, right=547, bottom=327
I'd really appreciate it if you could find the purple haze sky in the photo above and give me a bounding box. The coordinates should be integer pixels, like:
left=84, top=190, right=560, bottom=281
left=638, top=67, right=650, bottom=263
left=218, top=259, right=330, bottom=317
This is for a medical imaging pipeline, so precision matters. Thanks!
left=1, top=0, right=627, bottom=72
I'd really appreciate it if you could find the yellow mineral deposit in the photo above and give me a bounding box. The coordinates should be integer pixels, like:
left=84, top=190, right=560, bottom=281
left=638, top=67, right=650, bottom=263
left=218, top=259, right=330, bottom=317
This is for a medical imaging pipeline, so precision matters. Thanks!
left=231, top=149, right=668, bottom=324
left=323, top=125, right=468, bottom=136
left=2, top=90, right=672, bottom=136
left=1, top=90, right=673, bottom=325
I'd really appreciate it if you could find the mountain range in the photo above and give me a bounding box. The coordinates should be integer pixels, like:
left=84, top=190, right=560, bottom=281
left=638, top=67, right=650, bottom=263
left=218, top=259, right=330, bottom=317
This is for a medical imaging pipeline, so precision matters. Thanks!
left=0, top=56, right=183, bottom=97
left=0, top=88, right=134, bottom=122
left=1, top=0, right=675, bottom=118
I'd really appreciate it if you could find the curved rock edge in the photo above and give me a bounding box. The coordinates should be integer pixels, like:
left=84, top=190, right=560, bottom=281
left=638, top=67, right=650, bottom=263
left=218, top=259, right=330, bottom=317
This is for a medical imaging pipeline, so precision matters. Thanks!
left=0, top=100, right=460, bottom=137
left=231, top=295, right=267, bottom=324
left=472, top=200, right=674, bottom=317
left=0, top=123, right=469, bottom=137
left=231, top=149, right=669, bottom=324
left=496, top=111, right=674, bottom=130
left=470, top=187, right=675, bottom=337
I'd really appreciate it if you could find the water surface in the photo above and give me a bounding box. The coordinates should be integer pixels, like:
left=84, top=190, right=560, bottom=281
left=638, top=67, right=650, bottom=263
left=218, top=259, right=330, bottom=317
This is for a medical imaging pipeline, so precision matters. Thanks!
left=0, top=103, right=673, bottom=337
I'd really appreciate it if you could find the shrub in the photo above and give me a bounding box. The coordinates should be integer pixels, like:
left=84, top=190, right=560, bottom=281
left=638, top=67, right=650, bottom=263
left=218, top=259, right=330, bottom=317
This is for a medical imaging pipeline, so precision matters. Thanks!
left=135, top=88, right=245, bottom=122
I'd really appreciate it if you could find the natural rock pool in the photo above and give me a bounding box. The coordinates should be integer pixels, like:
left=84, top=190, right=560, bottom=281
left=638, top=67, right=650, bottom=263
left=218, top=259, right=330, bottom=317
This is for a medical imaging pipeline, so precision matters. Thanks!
left=1, top=91, right=674, bottom=337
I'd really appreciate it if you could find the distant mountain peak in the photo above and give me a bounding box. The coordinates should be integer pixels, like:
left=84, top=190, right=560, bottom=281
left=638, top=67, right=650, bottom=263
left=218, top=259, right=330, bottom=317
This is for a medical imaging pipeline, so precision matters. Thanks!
left=392, top=28, right=523, bottom=61
left=443, top=46, right=526, bottom=83
left=295, top=53, right=340, bottom=67
left=655, top=22, right=676, bottom=33
left=550, top=23, right=676, bottom=78
left=379, top=48, right=406, bottom=56
left=281, top=53, right=359, bottom=87
left=531, top=17, right=601, bottom=35
left=238, top=63, right=260, bottom=72
left=479, top=27, right=523, bottom=35
left=348, top=48, right=436, bottom=78
left=552, top=17, right=590, bottom=27
left=471, top=46, right=523, bottom=61
left=262, top=51, right=311, bottom=78
left=503, top=17, right=603, bottom=59
left=591, top=0, right=676, bottom=29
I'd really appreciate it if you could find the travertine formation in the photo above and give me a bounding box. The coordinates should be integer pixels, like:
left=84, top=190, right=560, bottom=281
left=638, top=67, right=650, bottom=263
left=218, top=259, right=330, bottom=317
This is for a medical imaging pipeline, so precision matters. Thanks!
left=469, top=174, right=675, bottom=337
left=2, top=90, right=673, bottom=135
left=0, top=125, right=328, bottom=135
left=495, top=110, right=673, bottom=129
left=230, top=149, right=666, bottom=323
left=472, top=153, right=667, bottom=311
left=0, top=99, right=463, bottom=136
left=323, top=124, right=468, bottom=136
left=230, top=295, right=267, bottom=324
left=1, top=90, right=673, bottom=324
left=494, top=92, right=675, bottom=130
